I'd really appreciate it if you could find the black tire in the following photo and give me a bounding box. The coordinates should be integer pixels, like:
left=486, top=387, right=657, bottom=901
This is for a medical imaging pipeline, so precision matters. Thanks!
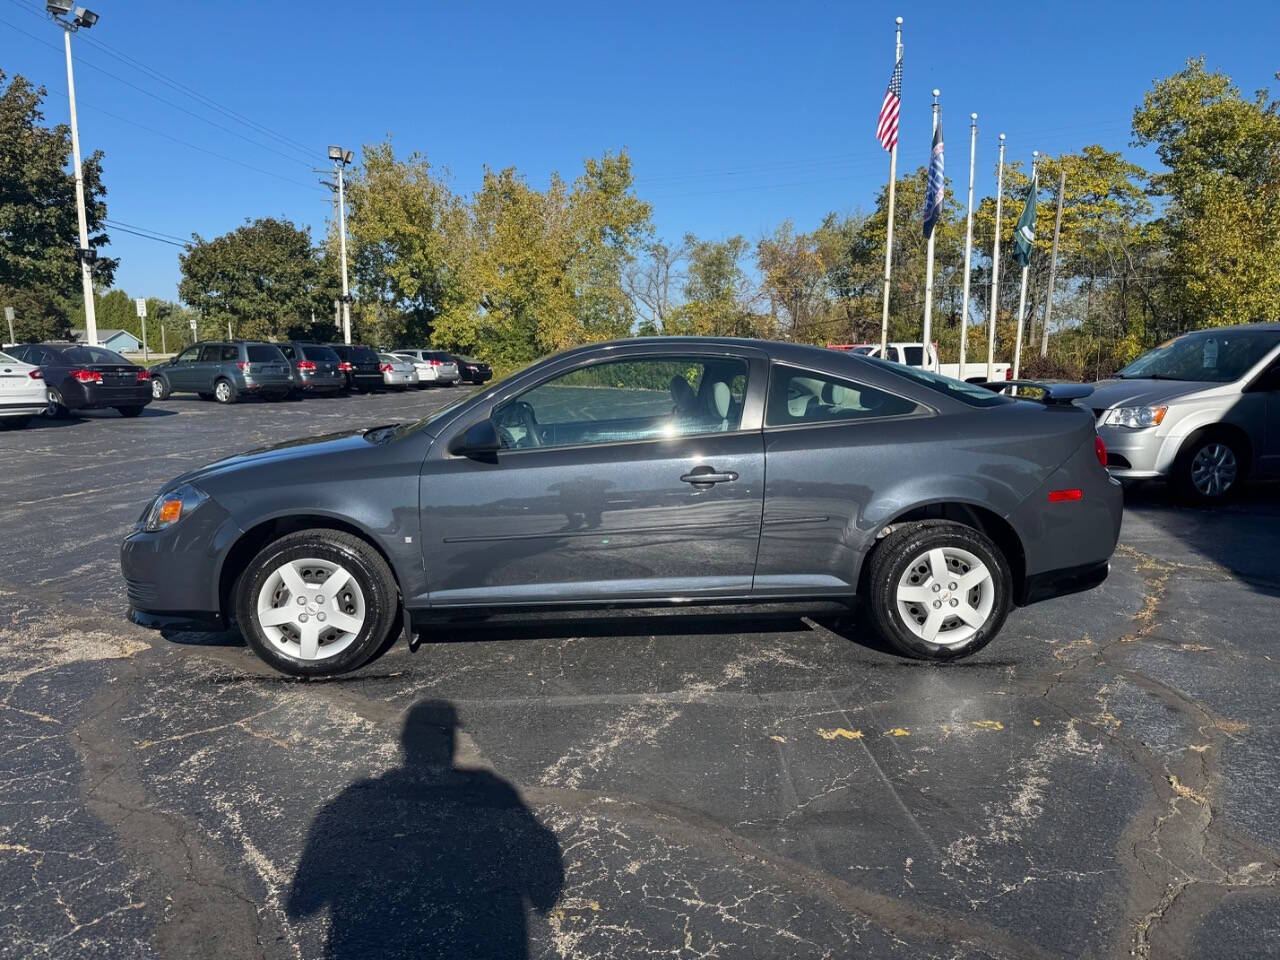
left=47, top=389, right=72, bottom=418
left=213, top=378, right=238, bottom=404
left=1174, top=432, right=1244, bottom=504
left=0, top=416, right=32, bottom=430
left=151, top=377, right=171, bottom=401
left=234, top=529, right=399, bottom=678
left=865, top=521, right=1013, bottom=661
left=115, top=405, right=145, bottom=418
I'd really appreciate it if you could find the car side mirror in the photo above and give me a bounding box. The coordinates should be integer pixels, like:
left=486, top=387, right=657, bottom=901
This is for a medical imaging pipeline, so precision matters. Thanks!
left=447, top=418, right=501, bottom=459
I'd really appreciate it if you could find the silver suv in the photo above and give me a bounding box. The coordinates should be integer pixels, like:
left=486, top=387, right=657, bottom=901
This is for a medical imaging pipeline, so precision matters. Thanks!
left=151, top=341, right=293, bottom=404
left=1090, top=323, right=1280, bottom=500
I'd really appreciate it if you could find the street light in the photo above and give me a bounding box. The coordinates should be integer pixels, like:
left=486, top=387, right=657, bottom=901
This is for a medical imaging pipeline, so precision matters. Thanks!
left=328, top=145, right=354, bottom=344
left=46, top=1, right=101, bottom=347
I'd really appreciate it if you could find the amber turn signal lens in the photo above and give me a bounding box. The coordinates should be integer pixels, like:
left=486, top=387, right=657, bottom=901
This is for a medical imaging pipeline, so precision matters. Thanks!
left=157, top=499, right=183, bottom=524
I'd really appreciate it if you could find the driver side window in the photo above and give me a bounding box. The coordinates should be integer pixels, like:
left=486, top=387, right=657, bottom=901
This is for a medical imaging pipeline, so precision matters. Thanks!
left=496, top=356, right=750, bottom=450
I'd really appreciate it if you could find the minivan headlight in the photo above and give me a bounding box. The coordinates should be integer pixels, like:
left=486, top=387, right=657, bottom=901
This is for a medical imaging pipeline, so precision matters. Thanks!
left=141, top=483, right=209, bottom=531
left=1103, top=405, right=1168, bottom=429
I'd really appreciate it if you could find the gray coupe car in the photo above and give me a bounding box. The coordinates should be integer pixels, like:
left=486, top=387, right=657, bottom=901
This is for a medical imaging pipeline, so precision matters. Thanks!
left=121, top=338, right=1122, bottom=677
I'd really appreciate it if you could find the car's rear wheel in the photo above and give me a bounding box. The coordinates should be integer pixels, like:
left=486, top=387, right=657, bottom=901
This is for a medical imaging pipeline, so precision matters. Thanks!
left=151, top=377, right=170, bottom=400
left=235, top=530, right=399, bottom=677
left=866, top=521, right=1012, bottom=660
left=47, top=388, right=72, bottom=418
left=1176, top=433, right=1243, bottom=503
left=213, top=379, right=237, bottom=404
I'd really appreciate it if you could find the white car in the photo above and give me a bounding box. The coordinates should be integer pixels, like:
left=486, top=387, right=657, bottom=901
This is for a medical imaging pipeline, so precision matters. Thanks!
left=391, top=352, right=436, bottom=387
left=0, top=349, right=49, bottom=429
left=836, top=342, right=1012, bottom=384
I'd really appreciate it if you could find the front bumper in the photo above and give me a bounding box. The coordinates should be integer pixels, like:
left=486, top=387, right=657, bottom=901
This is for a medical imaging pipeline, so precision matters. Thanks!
left=120, top=502, right=241, bottom=625
left=1097, top=424, right=1177, bottom=479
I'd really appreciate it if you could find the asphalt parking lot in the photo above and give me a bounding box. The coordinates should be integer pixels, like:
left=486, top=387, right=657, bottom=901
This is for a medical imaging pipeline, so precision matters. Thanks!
left=2, top=391, right=1278, bottom=960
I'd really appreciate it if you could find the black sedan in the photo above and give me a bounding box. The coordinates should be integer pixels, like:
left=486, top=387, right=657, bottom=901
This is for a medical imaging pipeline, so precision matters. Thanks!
left=453, top=355, right=492, bottom=384
left=8, top=342, right=151, bottom=417
left=122, top=337, right=1123, bottom=678
left=326, top=343, right=383, bottom=393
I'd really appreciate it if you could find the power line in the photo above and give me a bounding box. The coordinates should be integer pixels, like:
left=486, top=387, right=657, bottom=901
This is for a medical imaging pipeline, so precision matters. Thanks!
left=102, top=220, right=191, bottom=248
left=102, top=218, right=191, bottom=244
left=0, top=14, right=316, bottom=170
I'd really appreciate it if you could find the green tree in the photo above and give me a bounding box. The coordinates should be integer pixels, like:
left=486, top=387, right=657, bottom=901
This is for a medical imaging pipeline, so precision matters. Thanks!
left=178, top=217, right=329, bottom=340
left=756, top=220, right=828, bottom=342
left=1132, top=58, right=1280, bottom=330
left=666, top=233, right=761, bottom=336
left=0, top=71, right=115, bottom=341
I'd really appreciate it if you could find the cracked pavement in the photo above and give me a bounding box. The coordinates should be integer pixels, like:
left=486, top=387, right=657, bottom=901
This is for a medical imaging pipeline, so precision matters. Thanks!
left=1, top=390, right=1278, bottom=958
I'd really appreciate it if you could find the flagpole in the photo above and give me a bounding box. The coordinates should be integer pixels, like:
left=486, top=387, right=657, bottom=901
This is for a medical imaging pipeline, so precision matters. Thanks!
left=878, top=16, right=902, bottom=357
left=985, top=134, right=1006, bottom=383
left=958, top=112, right=977, bottom=373
left=921, top=88, right=940, bottom=357
left=1012, top=150, right=1038, bottom=380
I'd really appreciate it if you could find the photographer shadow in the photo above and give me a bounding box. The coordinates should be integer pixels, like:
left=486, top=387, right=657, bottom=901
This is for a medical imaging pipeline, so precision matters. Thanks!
left=287, top=700, right=564, bottom=959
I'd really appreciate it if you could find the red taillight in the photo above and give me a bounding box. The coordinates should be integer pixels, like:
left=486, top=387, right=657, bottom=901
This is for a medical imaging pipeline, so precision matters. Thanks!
left=1048, top=488, right=1083, bottom=503
left=28, top=369, right=43, bottom=380
left=70, top=368, right=102, bottom=384
left=379, top=362, right=393, bottom=372
left=1094, top=435, right=1108, bottom=469
left=338, top=361, right=353, bottom=371
left=1004, top=368, right=1013, bottom=381
left=236, top=361, right=248, bottom=371
left=136, top=368, right=151, bottom=382
left=296, top=360, right=316, bottom=371
left=429, top=359, right=441, bottom=366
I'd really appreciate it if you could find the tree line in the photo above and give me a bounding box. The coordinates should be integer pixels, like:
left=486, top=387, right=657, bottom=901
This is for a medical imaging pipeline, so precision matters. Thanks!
left=4, top=60, right=1278, bottom=377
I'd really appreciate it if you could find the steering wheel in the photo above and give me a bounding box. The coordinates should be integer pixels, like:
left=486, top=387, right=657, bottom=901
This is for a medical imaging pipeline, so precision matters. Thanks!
left=496, top=400, right=543, bottom=448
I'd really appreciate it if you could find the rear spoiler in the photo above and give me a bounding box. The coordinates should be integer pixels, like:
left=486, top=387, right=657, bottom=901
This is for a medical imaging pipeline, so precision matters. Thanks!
left=978, top=380, right=1094, bottom=406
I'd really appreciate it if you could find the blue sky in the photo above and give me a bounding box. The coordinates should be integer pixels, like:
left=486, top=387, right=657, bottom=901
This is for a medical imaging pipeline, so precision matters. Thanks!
left=2, top=0, right=1276, bottom=300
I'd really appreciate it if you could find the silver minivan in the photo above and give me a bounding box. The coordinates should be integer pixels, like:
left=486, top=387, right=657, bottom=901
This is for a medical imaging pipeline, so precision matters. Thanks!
left=1091, top=323, right=1280, bottom=500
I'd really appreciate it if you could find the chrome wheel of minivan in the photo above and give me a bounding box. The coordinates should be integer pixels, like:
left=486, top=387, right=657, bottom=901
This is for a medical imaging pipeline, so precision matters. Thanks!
left=256, top=557, right=366, bottom=662
left=895, top=546, right=995, bottom=646
left=1190, top=442, right=1237, bottom=498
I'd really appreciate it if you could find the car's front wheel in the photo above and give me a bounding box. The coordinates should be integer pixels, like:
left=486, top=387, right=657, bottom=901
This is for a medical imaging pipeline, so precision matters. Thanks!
left=234, top=529, right=399, bottom=677
left=865, top=521, right=1012, bottom=660
left=1176, top=433, right=1243, bottom=503
left=213, top=379, right=237, bottom=404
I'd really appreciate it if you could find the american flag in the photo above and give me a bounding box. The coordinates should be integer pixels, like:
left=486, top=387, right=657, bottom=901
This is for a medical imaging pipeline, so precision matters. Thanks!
left=876, top=58, right=902, bottom=151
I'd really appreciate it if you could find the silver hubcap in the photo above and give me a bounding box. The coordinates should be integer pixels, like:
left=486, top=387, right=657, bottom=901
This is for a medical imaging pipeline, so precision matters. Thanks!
left=896, top=546, right=995, bottom=646
left=151, top=379, right=164, bottom=398
left=215, top=382, right=231, bottom=402
left=256, top=558, right=365, bottom=661
left=1191, top=443, right=1236, bottom=497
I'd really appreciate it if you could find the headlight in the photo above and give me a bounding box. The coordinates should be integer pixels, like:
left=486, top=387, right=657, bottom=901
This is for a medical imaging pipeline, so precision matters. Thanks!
left=141, top=483, right=209, bottom=531
left=1103, top=405, right=1168, bottom=429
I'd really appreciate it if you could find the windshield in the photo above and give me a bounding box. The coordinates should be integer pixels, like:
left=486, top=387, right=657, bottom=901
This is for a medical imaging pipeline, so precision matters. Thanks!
left=868, top=357, right=1012, bottom=407
left=1117, top=330, right=1279, bottom=382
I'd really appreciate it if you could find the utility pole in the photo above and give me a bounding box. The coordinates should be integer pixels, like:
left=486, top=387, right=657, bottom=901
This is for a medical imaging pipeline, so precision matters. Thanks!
left=47, top=3, right=103, bottom=346
left=4, top=307, right=14, bottom=345
left=1040, top=166, right=1067, bottom=359
left=328, top=146, right=355, bottom=344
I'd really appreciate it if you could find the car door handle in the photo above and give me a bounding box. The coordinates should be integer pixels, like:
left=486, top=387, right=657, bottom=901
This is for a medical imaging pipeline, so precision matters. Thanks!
left=680, top=466, right=738, bottom=487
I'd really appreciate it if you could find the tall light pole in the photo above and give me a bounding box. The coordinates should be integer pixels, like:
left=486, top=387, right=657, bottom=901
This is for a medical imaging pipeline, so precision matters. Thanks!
left=47, top=1, right=101, bottom=345
left=328, top=145, right=354, bottom=344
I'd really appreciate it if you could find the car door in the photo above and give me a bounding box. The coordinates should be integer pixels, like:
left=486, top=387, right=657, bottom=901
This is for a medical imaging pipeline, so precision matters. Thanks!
left=166, top=345, right=202, bottom=391
left=420, top=349, right=767, bottom=606
left=752, top=363, right=931, bottom=597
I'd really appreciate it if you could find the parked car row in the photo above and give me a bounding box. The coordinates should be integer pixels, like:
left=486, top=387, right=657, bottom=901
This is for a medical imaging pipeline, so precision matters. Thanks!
left=0, top=339, right=494, bottom=426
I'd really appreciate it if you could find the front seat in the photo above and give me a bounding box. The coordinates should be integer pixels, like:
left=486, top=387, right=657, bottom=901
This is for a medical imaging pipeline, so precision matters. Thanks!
left=670, top=376, right=698, bottom=416
left=705, top=380, right=732, bottom=431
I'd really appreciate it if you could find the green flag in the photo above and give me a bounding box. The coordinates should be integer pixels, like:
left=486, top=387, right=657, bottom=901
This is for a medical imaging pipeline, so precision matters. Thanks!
left=1012, top=170, right=1038, bottom=268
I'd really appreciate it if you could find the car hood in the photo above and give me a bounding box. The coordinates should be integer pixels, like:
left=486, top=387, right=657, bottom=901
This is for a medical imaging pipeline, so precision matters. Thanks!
left=166, top=426, right=396, bottom=492
left=1087, top=378, right=1220, bottom=409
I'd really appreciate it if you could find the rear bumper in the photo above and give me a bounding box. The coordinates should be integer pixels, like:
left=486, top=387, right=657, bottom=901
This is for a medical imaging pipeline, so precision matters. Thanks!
left=1019, top=560, right=1110, bottom=605
left=67, top=383, right=153, bottom=409
left=0, top=399, right=48, bottom=416
left=295, top=374, right=346, bottom=391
